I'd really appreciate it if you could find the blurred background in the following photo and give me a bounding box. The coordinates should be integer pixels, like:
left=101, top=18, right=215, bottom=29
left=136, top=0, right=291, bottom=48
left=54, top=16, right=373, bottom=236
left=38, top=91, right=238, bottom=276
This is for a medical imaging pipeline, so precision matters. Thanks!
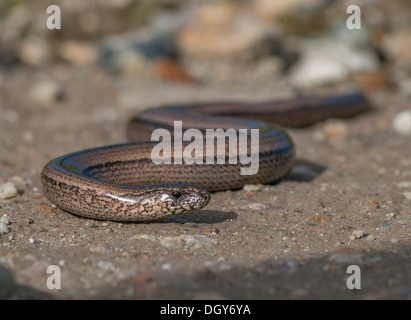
left=1, top=0, right=410, bottom=96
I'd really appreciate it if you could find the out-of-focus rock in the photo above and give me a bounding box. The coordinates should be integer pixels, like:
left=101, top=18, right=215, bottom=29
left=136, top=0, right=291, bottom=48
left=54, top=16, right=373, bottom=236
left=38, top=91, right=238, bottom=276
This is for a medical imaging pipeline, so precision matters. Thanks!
left=98, top=10, right=189, bottom=77
left=252, top=0, right=322, bottom=21
left=289, top=25, right=380, bottom=88
left=58, top=40, right=97, bottom=66
left=0, top=214, right=11, bottom=235
left=0, top=182, right=18, bottom=200
left=177, top=3, right=274, bottom=61
left=18, top=37, right=52, bottom=66
left=392, top=110, right=411, bottom=136
left=98, top=31, right=170, bottom=75
left=29, top=78, right=64, bottom=106
left=0, top=5, right=33, bottom=43
left=382, top=30, right=411, bottom=69
left=252, top=0, right=334, bottom=37
left=176, top=2, right=291, bottom=82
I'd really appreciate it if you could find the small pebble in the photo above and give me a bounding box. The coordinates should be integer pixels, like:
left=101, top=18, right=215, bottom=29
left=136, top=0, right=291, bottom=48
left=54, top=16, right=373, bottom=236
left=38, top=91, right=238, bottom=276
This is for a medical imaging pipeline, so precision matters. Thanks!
left=22, top=130, right=34, bottom=142
left=29, top=79, right=63, bottom=106
left=323, top=120, right=348, bottom=142
left=203, top=227, right=220, bottom=234
left=242, top=184, right=263, bottom=192
left=366, top=234, right=376, bottom=241
left=0, top=223, right=10, bottom=235
left=351, top=230, right=366, bottom=240
left=386, top=213, right=396, bottom=219
left=392, top=110, right=411, bottom=136
left=0, top=182, right=18, bottom=199
left=0, top=213, right=11, bottom=235
left=391, top=238, right=398, bottom=244
left=161, top=263, right=171, bottom=270
left=248, top=203, right=267, bottom=211
left=0, top=214, right=10, bottom=225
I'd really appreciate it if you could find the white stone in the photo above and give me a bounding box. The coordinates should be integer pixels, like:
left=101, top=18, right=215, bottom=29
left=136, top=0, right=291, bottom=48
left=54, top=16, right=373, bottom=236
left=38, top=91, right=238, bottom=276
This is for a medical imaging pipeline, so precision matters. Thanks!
left=29, top=79, right=62, bottom=106
left=0, top=183, right=18, bottom=199
left=392, top=110, right=411, bottom=136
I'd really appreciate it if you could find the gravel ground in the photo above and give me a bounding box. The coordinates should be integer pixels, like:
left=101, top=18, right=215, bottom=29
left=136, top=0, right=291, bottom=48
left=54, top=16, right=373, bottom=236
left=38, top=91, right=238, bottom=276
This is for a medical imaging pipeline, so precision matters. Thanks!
left=0, top=64, right=410, bottom=300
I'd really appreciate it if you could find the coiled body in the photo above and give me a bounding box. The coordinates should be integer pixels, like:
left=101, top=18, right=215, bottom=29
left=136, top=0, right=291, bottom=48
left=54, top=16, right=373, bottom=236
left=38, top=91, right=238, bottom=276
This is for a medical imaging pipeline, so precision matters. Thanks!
left=41, top=92, right=370, bottom=221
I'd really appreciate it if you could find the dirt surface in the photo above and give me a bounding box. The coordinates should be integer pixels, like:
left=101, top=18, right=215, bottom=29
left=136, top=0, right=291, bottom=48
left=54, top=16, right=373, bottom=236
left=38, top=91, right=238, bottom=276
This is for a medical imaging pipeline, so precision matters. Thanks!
left=1, top=63, right=411, bottom=300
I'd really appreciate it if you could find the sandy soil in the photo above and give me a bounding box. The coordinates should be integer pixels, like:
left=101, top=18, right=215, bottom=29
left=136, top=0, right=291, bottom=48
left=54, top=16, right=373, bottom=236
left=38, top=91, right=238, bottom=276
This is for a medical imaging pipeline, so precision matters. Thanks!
left=0, top=64, right=410, bottom=300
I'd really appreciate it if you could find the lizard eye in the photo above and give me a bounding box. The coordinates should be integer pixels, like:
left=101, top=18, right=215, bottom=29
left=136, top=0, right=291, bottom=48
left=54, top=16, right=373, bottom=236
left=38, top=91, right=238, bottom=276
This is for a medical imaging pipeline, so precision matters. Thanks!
left=170, top=191, right=183, bottom=200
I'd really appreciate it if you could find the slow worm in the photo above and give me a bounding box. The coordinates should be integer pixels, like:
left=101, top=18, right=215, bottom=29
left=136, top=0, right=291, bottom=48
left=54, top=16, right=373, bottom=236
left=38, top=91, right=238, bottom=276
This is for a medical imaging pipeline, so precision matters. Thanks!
left=41, top=92, right=370, bottom=221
